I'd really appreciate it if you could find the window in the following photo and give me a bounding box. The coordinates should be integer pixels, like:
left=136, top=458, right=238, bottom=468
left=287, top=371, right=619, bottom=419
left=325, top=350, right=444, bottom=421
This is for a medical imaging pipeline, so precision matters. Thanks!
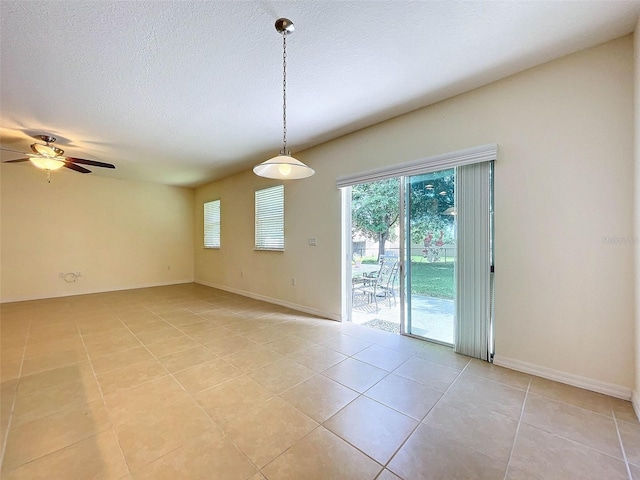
left=255, top=185, right=284, bottom=251
left=204, top=199, right=220, bottom=248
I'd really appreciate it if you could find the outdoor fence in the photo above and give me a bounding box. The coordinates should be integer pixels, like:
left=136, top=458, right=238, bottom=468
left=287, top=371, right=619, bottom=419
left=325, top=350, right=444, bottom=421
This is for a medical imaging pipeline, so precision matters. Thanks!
left=353, top=245, right=456, bottom=263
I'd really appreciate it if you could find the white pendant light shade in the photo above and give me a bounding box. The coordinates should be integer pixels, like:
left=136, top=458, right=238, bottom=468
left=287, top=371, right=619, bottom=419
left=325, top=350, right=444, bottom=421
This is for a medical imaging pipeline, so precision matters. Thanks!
left=253, top=154, right=314, bottom=179
left=29, top=157, right=65, bottom=170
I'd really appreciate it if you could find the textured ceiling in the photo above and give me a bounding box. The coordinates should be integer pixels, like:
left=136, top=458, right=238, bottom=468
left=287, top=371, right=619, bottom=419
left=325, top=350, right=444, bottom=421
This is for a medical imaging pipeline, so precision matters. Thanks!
left=1, top=1, right=639, bottom=187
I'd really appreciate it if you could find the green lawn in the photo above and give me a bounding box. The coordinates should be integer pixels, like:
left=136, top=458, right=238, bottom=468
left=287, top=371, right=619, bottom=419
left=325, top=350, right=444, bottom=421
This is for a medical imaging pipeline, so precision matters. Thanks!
left=409, top=262, right=454, bottom=299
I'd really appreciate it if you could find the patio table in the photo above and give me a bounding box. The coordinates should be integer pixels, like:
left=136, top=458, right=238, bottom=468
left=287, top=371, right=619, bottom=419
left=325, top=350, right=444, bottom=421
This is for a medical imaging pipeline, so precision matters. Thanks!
left=352, top=264, right=380, bottom=277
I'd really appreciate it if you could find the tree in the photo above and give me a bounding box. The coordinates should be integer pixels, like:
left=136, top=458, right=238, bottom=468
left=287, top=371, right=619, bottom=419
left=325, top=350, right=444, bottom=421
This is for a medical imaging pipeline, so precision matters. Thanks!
left=407, top=170, right=455, bottom=246
left=351, top=171, right=456, bottom=262
left=352, top=179, right=399, bottom=261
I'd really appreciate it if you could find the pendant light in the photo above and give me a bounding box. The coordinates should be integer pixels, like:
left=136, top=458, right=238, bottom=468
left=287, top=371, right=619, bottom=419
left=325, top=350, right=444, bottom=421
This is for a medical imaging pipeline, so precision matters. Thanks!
left=254, top=18, right=314, bottom=180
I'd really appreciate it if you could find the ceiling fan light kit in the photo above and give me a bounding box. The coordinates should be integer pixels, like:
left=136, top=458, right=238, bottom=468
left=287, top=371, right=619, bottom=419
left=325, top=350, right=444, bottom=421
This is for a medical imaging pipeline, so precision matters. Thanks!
left=29, top=157, right=65, bottom=171
left=29, top=136, right=65, bottom=171
left=253, top=18, right=314, bottom=180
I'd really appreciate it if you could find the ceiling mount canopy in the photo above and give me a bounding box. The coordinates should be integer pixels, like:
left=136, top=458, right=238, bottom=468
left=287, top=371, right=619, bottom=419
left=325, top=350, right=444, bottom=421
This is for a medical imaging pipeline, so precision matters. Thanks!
left=253, top=18, right=314, bottom=180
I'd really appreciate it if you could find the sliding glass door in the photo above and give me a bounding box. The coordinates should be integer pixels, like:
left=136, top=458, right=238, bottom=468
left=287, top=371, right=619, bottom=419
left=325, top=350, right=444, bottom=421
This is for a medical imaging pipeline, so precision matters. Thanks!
left=339, top=145, right=496, bottom=360
left=403, top=169, right=456, bottom=345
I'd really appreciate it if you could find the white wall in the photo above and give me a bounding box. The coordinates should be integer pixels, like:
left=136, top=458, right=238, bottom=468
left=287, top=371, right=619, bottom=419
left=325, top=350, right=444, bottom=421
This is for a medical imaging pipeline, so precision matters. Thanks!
left=1, top=165, right=195, bottom=302
left=195, top=35, right=635, bottom=393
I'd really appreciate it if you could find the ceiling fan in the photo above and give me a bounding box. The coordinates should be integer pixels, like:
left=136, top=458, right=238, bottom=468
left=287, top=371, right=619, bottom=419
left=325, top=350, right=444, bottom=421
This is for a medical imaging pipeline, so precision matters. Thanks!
left=1, top=134, right=115, bottom=181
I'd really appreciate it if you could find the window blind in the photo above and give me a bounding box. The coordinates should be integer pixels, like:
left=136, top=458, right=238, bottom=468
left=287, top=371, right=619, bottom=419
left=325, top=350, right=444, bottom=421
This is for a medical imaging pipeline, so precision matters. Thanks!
left=255, top=185, right=284, bottom=251
left=204, top=199, right=221, bottom=248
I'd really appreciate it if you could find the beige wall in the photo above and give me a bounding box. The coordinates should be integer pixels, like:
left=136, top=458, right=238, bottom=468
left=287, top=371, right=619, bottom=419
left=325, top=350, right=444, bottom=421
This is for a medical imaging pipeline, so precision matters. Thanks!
left=194, top=166, right=339, bottom=318
left=195, top=36, right=635, bottom=391
left=1, top=165, right=195, bottom=302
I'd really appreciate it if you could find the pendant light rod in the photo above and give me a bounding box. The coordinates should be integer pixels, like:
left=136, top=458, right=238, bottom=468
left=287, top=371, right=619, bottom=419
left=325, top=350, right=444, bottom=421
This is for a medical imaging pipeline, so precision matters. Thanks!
left=281, top=24, right=289, bottom=154
left=276, top=18, right=294, bottom=155
left=253, top=18, right=315, bottom=180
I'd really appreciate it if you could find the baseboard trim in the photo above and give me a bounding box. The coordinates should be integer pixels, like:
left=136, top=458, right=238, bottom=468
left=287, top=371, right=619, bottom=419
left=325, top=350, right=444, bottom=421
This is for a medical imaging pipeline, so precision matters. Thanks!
left=195, top=280, right=341, bottom=322
left=632, top=391, right=640, bottom=419
left=493, top=355, right=632, bottom=400
left=0, top=279, right=194, bottom=304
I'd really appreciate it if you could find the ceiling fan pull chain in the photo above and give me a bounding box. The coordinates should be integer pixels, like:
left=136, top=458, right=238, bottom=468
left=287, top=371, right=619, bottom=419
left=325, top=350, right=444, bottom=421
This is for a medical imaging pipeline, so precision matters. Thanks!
left=46, top=169, right=51, bottom=183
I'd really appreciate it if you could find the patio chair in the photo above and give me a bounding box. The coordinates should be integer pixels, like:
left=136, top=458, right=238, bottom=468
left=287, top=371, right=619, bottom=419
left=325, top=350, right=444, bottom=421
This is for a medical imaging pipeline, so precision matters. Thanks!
left=359, top=260, right=399, bottom=313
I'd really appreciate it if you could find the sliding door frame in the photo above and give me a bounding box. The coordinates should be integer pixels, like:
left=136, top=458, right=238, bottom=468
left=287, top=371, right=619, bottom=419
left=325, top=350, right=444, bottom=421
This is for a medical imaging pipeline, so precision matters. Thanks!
left=399, top=178, right=407, bottom=336
left=339, top=145, right=497, bottom=352
left=341, top=187, right=353, bottom=323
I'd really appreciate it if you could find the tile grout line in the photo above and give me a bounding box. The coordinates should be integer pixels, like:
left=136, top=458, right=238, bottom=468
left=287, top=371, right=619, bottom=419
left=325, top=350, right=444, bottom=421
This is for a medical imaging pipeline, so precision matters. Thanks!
left=467, top=370, right=636, bottom=469
left=510, top=389, right=634, bottom=475
left=79, top=304, right=186, bottom=465
left=0, top=318, right=32, bottom=474
left=268, top=381, right=379, bottom=477
left=612, top=410, right=634, bottom=480
left=522, top=415, right=634, bottom=464
left=379, top=357, right=474, bottom=475
left=240, top=327, right=416, bottom=477
left=75, top=308, right=135, bottom=476
left=2, top=306, right=102, bottom=473
left=502, top=377, right=532, bottom=480
left=298, top=340, right=470, bottom=477
left=525, top=388, right=631, bottom=422
left=181, top=324, right=320, bottom=479
left=239, top=334, right=371, bottom=475
left=259, top=424, right=326, bottom=478
left=114, top=307, right=266, bottom=476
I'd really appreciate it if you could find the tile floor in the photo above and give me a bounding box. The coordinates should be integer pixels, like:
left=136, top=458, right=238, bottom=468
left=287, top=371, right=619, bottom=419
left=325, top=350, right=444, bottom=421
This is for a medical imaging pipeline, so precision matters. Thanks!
left=0, top=283, right=638, bottom=479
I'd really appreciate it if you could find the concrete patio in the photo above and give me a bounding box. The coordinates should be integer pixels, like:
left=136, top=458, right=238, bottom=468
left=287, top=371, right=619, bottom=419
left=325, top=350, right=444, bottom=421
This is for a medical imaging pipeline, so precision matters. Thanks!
left=351, top=292, right=454, bottom=345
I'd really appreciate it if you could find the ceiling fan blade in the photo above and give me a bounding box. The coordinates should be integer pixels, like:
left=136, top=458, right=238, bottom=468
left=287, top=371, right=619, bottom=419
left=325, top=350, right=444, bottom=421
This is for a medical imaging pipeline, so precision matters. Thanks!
left=66, top=157, right=115, bottom=169
left=3, top=158, right=30, bottom=163
left=63, top=162, right=92, bottom=174
left=1, top=147, right=30, bottom=155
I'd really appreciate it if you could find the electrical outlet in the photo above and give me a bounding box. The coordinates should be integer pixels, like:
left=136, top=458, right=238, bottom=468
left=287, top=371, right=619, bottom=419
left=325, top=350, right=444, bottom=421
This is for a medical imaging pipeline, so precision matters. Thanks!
left=308, top=237, right=318, bottom=246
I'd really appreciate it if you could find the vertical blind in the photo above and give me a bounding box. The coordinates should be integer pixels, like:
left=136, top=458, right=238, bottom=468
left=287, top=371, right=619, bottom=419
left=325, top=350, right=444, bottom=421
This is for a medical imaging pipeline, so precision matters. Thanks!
left=454, top=161, right=493, bottom=360
left=255, top=185, right=284, bottom=251
left=203, top=199, right=221, bottom=248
